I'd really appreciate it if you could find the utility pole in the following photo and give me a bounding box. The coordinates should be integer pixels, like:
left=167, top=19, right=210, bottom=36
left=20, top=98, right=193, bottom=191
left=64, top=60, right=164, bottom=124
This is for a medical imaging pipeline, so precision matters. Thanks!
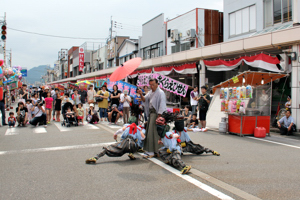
left=110, top=16, right=113, bottom=41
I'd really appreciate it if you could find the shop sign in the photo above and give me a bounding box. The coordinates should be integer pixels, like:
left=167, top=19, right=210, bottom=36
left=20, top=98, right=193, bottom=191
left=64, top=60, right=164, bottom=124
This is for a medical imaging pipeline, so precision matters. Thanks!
left=78, top=47, right=84, bottom=72
left=137, top=73, right=189, bottom=97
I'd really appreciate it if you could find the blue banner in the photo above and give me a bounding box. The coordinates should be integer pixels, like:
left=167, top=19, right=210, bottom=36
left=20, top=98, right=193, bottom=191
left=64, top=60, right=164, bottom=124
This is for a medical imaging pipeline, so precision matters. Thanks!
left=21, top=69, right=27, bottom=77
left=107, top=79, right=137, bottom=96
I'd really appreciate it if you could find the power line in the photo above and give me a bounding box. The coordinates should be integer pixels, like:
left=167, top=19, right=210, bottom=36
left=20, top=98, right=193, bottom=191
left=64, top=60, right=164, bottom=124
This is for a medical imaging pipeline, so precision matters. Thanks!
left=8, top=27, right=107, bottom=40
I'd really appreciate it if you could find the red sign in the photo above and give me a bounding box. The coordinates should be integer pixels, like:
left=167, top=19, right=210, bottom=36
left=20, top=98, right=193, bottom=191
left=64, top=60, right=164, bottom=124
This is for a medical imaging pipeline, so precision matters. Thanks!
left=79, top=47, right=84, bottom=72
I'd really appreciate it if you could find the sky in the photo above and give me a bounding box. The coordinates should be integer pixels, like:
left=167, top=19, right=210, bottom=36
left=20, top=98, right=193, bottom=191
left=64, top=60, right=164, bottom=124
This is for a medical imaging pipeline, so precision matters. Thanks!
left=2, top=0, right=223, bottom=70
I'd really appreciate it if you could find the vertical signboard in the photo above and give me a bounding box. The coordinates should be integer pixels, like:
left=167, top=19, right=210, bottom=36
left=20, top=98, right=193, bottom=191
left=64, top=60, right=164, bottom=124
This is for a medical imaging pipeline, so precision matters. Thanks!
left=79, top=47, right=84, bottom=72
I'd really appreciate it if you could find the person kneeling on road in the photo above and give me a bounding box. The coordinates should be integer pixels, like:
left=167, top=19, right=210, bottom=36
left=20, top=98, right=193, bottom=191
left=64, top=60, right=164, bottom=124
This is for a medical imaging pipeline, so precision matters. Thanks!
left=16, top=101, right=28, bottom=127
left=85, top=118, right=145, bottom=164
left=30, top=100, right=47, bottom=127
left=108, top=104, right=122, bottom=125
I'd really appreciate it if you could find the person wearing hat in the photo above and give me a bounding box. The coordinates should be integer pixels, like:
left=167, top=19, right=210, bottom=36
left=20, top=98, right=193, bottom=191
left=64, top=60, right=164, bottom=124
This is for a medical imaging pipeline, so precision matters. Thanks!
left=85, top=119, right=145, bottom=164
left=108, top=104, right=122, bottom=125
left=120, top=89, right=131, bottom=124
left=86, top=103, right=99, bottom=124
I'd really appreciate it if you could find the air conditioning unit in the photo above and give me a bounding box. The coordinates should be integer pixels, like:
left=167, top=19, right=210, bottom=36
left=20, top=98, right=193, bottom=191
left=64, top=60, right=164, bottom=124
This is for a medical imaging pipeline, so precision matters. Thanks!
left=186, top=29, right=196, bottom=38
left=171, top=29, right=179, bottom=43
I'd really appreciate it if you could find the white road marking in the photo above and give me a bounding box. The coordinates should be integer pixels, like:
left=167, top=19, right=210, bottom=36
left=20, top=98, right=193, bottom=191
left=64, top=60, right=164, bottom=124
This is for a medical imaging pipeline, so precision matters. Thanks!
left=0, top=142, right=114, bottom=155
left=5, top=128, right=19, bottom=135
left=33, top=127, right=47, bottom=134
left=144, top=155, right=234, bottom=200
left=83, top=121, right=99, bottom=129
left=54, top=122, right=72, bottom=132
left=249, top=137, right=300, bottom=149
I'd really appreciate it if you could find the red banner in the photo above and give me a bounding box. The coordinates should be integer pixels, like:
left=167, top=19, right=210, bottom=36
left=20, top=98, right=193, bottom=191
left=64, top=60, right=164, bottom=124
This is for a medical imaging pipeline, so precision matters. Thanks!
left=79, top=47, right=84, bottom=72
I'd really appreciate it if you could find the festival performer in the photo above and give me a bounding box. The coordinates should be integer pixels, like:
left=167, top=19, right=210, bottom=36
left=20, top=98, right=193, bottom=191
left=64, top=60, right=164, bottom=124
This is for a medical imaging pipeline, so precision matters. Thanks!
left=138, top=78, right=166, bottom=158
left=85, top=120, right=145, bottom=164
left=173, top=117, right=220, bottom=156
left=158, top=130, right=191, bottom=174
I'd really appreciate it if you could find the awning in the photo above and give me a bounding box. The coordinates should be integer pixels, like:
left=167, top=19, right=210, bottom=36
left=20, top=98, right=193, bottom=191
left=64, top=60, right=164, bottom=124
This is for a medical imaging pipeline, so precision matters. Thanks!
left=204, top=53, right=282, bottom=73
left=129, top=68, right=152, bottom=78
left=212, top=71, right=289, bottom=93
left=154, top=63, right=197, bottom=76
left=95, top=75, right=107, bottom=80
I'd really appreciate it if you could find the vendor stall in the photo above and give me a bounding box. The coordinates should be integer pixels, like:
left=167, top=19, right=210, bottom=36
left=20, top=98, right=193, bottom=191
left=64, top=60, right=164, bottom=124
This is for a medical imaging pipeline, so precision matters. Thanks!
left=212, top=71, right=288, bottom=136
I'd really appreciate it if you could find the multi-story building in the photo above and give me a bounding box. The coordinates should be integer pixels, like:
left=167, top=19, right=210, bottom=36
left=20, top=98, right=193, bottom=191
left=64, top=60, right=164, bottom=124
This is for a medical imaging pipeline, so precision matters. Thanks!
left=166, top=8, right=223, bottom=55
left=92, top=45, right=107, bottom=71
left=139, top=13, right=166, bottom=60
left=107, top=36, right=129, bottom=68
left=118, top=39, right=139, bottom=65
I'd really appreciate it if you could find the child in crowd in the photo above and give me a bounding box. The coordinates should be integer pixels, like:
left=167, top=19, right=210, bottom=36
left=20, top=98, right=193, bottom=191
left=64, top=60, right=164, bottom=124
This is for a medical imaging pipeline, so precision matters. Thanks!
left=26, top=99, right=33, bottom=123
left=173, top=118, right=220, bottom=156
left=85, top=119, right=145, bottom=164
left=44, top=91, right=53, bottom=124
left=66, top=107, right=75, bottom=119
left=76, top=103, right=84, bottom=125
left=189, top=114, right=199, bottom=128
left=54, top=93, right=62, bottom=122
left=8, top=112, right=16, bottom=128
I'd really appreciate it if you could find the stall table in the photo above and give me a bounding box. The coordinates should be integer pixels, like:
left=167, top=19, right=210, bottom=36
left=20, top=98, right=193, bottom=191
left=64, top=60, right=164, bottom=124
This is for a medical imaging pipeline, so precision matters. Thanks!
left=228, top=113, right=270, bottom=136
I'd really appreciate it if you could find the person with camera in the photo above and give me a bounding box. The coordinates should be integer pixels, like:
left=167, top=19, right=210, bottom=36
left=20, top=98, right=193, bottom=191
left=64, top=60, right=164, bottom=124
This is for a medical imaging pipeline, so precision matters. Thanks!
left=30, top=100, right=47, bottom=127
left=196, top=86, right=211, bottom=129
left=108, top=104, right=122, bottom=125
left=16, top=101, right=28, bottom=127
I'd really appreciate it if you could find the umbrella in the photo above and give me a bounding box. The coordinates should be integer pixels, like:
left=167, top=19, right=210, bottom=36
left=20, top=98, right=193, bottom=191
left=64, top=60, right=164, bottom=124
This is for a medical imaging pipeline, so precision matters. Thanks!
left=75, top=80, right=91, bottom=85
left=110, top=57, right=142, bottom=82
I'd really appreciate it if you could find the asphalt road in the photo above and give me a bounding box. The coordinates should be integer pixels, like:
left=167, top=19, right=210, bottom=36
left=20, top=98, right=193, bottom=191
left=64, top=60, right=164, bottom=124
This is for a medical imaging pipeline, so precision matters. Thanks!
left=1, top=103, right=300, bottom=200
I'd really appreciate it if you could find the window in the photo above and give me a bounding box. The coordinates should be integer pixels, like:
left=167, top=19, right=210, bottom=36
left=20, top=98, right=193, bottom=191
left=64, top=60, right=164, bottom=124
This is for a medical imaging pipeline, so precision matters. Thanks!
left=181, top=43, right=191, bottom=51
left=264, top=0, right=293, bottom=28
left=167, top=29, right=171, bottom=38
left=229, top=5, right=256, bottom=37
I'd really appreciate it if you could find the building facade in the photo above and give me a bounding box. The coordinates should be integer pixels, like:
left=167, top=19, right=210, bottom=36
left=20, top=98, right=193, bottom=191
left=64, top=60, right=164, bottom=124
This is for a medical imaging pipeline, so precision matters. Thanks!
left=118, top=39, right=138, bottom=65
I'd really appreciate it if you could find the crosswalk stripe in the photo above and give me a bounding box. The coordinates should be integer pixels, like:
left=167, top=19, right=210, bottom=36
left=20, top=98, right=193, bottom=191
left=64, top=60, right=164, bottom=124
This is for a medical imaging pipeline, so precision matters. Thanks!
left=83, top=121, right=99, bottom=129
left=5, top=128, right=19, bottom=135
left=53, top=122, right=72, bottom=132
left=33, top=127, right=47, bottom=134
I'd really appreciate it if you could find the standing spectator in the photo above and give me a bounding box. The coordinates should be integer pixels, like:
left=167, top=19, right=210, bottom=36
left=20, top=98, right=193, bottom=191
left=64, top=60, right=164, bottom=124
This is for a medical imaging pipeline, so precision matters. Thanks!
left=54, top=93, right=62, bottom=122
left=0, top=88, right=7, bottom=126
left=50, top=87, right=55, bottom=97
left=87, top=85, right=96, bottom=104
left=44, top=91, right=53, bottom=124
left=143, top=86, right=149, bottom=95
left=72, top=89, right=81, bottom=108
left=132, top=88, right=142, bottom=105
left=41, top=86, right=49, bottom=100
left=19, top=84, right=29, bottom=104
left=190, top=86, right=198, bottom=114
left=285, top=96, right=292, bottom=109
left=8, top=112, right=16, bottom=128
left=26, top=99, right=33, bottom=123
left=16, top=101, right=28, bottom=127
left=97, top=85, right=109, bottom=122
left=277, top=110, right=295, bottom=136
left=197, top=86, right=211, bottom=129
left=76, top=103, right=84, bottom=125
left=86, top=104, right=99, bottom=124
left=32, top=92, right=39, bottom=106
left=52, top=88, right=59, bottom=121
left=182, top=105, right=192, bottom=127
left=120, top=90, right=131, bottom=124
left=108, top=104, right=122, bottom=125
left=78, top=85, right=87, bottom=109
left=30, top=100, right=47, bottom=127
left=110, top=85, right=121, bottom=107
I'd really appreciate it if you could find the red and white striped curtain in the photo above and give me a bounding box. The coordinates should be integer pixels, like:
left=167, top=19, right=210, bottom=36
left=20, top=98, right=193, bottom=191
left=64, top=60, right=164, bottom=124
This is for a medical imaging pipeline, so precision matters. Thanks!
left=153, top=63, right=197, bottom=75
left=204, top=53, right=282, bottom=73
left=129, top=68, right=152, bottom=78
